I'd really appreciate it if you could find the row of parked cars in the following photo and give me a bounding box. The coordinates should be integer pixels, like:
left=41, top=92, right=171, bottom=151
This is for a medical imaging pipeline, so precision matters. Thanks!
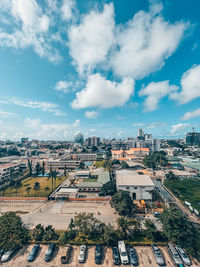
left=0, top=241, right=192, bottom=266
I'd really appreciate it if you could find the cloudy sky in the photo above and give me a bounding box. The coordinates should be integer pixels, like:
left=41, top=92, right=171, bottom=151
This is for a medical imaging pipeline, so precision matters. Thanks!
left=0, top=0, right=200, bottom=140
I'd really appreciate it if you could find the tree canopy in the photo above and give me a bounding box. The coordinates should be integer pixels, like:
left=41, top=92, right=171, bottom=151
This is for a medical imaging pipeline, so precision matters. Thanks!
left=99, top=180, right=117, bottom=196
left=0, top=212, right=28, bottom=251
left=143, top=152, right=168, bottom=169
left=110, top=190, right=134, bottom=216
left=160, top=207, right=200, bottom=257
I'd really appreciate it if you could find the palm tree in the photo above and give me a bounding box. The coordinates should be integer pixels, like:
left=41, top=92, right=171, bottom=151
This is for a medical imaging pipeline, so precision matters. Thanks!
left=32, top=224, right=44, bottom=241
left=33, top=182, right=40, bottom=194
left=44, top=186, right=50, bottom=193
left=25, top=186, right=32, bottom=195
left=43, top=225, right=56, bottom=241
left=14, top=180, right=22, bottom=196
left=42, top=161, right=45, bottom=176
left=117, top=217, right=141, bottom=239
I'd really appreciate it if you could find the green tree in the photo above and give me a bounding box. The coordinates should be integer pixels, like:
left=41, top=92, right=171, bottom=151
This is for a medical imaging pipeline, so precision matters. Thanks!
left=143, top=152, right=168, bottom=169
left=110, top=190, right=134, bottom=216
left=44, top=186, right=50, bottom=193
left=32, top=224, right=44, bottom=241
left=35, top=162, right=42, bottom=176
left=14, top=180, right=22, bottom=195
left=144, top=219, right=157, bottom=240
left=160, top=207, right=200, bottom=257
left=165, top=171, right=178, bottom=182
left=43, top=225, right=56, bottom=241
left=42, top=161, right=45, bottom=176
left=99, top=180, right=117, bottom=196
left=64, top=165, right=67, bottom=177
left=0, top=212, right=28, bottom=251
left=25, top=186, right=32, bottom=195
left=28, top=159, right=32, bottom=176
left=120, top=161, right=129, bottom=169
left=73, top=212, right=105, bottom=240
left=33, top=182, right=40, bottom=194
left=117, top=217, right=141, bottom=239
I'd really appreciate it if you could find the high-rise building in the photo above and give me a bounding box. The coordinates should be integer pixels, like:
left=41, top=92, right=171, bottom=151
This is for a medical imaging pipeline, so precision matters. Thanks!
left=186, top=132, right=200, bottom=146
left=74, top=132, right=84, bottom=145
left=87, top=136, right=100, bottom=147
left=138, top=128, right=144, bottom=137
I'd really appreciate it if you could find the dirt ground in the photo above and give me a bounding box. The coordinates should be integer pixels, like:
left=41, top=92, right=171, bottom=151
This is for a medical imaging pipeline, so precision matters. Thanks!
left=1, top=245, right=200, bottom=267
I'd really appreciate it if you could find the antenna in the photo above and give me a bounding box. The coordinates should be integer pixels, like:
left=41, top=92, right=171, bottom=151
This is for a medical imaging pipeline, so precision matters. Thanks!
left=192, top=127, right=195, bottom=133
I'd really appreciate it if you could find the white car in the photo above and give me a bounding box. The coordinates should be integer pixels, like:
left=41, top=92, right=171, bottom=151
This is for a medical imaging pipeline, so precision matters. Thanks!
left=78, top=245, right=87, bottom=263
left=176, top=246, right=191, bottom=266
left=1, top=250, right=14, bottom=262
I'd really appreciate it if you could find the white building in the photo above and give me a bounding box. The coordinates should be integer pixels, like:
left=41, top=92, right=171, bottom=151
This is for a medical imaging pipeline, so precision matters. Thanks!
left=116, top=170, right=155, bottom=200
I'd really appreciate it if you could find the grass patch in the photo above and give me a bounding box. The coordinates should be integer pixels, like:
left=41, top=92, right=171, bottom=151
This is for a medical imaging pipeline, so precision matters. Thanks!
left=165, top=178, right=200, bottom=212
left=83, top=178, right=98, bottom=183
left=0, top=176, right=66, bottom=197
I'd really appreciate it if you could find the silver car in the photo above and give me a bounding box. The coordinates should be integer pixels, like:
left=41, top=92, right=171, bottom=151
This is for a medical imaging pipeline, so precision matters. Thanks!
left=78, top=245, right=87, bottom=263
left=167, top=243, right=183, bottom=265
left=151, top=244, right=165, bottom=266
left=176, top=246, right=191, bottom=266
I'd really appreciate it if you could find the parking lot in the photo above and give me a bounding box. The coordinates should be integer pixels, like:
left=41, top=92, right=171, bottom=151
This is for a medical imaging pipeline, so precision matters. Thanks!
left=0, top=201, right=45, bottom=214
left=1, top=245, right=200, bottom=267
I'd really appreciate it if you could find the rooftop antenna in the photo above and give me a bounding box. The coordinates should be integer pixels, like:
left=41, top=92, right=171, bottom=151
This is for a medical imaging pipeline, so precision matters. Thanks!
left=192, top=127, right=195, bottom=133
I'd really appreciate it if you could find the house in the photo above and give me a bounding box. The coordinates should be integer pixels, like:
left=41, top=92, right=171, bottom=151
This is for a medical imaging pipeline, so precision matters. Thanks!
left=112, top=148, right=150, bottom=160
left=116, top=170, right=155, bottom=200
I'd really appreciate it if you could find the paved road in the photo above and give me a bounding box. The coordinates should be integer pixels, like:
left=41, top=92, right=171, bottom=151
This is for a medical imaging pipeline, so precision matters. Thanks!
left=22, top=201, right=117, bottom=229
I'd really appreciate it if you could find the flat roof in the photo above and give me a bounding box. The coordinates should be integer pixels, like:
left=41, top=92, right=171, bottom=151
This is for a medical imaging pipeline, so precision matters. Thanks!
left=57, top=187, right=78, bottom=193
left=116, top=170, right=154, bottom=187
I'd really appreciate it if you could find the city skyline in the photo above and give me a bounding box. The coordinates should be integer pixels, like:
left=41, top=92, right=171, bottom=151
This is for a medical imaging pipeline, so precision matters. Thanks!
left=0, top=0, right=200, bottom=140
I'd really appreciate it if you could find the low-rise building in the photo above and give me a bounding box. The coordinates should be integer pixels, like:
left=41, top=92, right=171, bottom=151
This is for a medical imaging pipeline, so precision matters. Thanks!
left=46, top=158, right=81, bottom=171
left=112, top=148, right=150, bottom=160
left=116, top=170, right=155, bottom=200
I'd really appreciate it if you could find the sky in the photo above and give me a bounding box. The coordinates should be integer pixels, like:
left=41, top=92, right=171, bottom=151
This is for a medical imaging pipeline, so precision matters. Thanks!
left=0, top=0, right=200, bottom=141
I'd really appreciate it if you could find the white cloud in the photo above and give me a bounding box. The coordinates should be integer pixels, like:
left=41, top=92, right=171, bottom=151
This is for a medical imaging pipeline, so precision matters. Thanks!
left=171, top=64, right=200, bottom=104
left=0, top=110, right=15, bottom=118
left=25, top=118, right=41, bottom=128
left=61, top=0, right=76, bottom=21
left=170, top=123, right=190, bottom=134
left=54, top=80, right=72, bottom=93
left=110, top=3, right=187, bottom=79
left=139, top=81, right=178, bottom=111
left=68, top=3, right=115, bottom=74
left=71, top=73, right=134, bottom=109
left=132, top=123, right=145, bottom=127
left=181, top=108, right=200, bottom=120
left=132, top=122, right=167, bottom=128
left=73, top=119, right=80, bottom=128
left=1, top=98, right=66, bottom=116
left=85, top=110, right=99, bottom=119
left=0, top=0, right=62, bottom=63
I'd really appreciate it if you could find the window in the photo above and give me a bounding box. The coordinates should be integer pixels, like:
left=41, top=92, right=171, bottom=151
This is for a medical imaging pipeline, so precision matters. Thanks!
left=126, top=187, right=130, bottom=189
left=134, top=187, right=137, bottom=189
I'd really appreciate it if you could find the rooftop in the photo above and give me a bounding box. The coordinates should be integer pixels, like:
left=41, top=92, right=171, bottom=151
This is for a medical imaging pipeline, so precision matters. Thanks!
left=116, top=170, right=154, bottom=187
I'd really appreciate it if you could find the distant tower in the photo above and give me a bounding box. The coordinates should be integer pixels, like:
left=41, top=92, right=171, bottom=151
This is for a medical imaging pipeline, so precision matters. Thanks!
left=138, top=128, right=144, bottom=138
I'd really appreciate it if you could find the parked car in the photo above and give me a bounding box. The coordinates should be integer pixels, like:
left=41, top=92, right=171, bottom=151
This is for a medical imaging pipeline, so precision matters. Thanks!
left=176, top=246, right=191, bottom=266
left=167, top=243, right=183, bottom=265
left=1, top=250, right=14, bottom=262
left=0, top=249, right=4, bottom=259
left=112, top=247, right=120, bottom=265
left=118, top=241, right=129, bottom=265
left=61, top=246, right=73, bottom=264
left=27, top=244, right=40, bottom=262
left=78, top=245, right=87, bottom=263
left=128, top=246, right=138, bottom=266
left=151, top=244, right=165, bottom=266
left=44, top=243, right=56, bottom=262
left=95, top=245, right=103, bottom=265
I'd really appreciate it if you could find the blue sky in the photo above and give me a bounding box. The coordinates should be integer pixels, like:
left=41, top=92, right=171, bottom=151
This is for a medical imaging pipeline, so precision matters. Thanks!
left=0, top=0, right=200, bottom=140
